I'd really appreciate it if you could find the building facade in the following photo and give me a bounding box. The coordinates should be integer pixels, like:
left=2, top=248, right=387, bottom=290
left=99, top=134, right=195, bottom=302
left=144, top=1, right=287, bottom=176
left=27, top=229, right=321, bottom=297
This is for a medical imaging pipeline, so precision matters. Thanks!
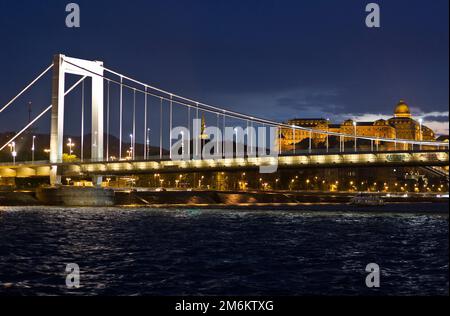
left=280, top=100, right=437, bottom=151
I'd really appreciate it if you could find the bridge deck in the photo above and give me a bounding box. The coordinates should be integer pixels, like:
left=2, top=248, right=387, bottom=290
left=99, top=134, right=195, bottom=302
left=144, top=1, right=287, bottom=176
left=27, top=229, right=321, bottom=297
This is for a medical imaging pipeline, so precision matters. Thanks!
left=0, top=150, right=448, bottom=178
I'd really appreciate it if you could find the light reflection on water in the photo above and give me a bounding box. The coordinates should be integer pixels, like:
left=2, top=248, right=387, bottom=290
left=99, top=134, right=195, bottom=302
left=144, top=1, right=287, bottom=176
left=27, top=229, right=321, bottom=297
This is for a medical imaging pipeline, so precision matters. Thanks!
left=0, top=204, right=448, bottom=296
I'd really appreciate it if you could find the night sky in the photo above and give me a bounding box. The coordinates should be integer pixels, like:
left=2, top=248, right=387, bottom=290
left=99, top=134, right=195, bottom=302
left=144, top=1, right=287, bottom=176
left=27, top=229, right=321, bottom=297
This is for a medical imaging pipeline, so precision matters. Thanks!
left=0, top=0, right=448, bottom=145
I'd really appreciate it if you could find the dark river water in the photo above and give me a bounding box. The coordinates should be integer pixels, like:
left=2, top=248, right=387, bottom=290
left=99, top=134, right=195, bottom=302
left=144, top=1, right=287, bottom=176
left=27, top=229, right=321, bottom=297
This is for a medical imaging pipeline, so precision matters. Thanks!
left=0, top=204, right=448, bottom=296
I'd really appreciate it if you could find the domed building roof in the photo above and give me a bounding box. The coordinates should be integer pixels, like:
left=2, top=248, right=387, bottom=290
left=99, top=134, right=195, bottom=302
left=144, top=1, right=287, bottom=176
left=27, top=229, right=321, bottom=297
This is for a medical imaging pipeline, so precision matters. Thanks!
left=394, top=99, right=412, bottom=118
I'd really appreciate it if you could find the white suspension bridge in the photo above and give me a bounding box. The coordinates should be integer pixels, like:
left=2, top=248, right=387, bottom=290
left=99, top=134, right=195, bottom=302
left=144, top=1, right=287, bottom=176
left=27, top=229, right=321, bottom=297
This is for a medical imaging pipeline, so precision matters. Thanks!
left=0, top=55, right=448, bottom=185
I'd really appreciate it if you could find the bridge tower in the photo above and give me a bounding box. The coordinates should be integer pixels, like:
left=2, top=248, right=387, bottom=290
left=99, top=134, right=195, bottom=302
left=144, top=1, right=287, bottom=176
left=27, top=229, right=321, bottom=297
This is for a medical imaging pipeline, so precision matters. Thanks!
left=50, top=54, right=104, bottom=186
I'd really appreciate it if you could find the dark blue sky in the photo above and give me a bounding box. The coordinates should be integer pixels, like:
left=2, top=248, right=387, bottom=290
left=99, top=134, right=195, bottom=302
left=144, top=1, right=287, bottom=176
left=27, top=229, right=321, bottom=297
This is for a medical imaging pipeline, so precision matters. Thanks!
left=0, top=0, right=448, bottom=140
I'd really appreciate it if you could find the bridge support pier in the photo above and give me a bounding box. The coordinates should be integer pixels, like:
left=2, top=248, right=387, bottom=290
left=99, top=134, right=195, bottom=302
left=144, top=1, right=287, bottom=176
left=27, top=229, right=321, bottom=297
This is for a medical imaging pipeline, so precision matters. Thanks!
left=50, top=54, right=104, bottom=186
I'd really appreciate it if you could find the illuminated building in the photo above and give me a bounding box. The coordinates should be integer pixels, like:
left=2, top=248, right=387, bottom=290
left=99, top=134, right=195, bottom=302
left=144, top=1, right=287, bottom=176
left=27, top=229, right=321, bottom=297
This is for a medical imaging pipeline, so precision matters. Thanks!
left=281, top=100, right=437, bottom=150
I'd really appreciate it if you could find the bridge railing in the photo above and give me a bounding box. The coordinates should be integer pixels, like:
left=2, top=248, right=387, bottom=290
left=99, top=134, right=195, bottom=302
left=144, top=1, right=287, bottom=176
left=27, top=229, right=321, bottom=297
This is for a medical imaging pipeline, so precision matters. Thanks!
left=0, top=148, right=448, bottom=167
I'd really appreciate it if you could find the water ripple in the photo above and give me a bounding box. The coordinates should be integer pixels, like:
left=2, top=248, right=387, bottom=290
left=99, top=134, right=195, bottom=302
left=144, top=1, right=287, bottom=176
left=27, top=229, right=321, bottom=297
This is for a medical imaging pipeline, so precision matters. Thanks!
left=0, top=205, right=448, bottom=295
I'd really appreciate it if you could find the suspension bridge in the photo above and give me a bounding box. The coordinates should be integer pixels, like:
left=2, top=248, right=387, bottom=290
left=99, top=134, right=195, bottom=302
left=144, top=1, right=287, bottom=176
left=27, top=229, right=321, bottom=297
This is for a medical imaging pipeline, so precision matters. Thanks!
left=0, top=55, right=448, bottom=185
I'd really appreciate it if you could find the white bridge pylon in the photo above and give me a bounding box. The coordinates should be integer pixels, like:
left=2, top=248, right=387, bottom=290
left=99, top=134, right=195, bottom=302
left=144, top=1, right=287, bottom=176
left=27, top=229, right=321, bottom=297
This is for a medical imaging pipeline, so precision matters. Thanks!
left=51, top=54, right=104, bottom=185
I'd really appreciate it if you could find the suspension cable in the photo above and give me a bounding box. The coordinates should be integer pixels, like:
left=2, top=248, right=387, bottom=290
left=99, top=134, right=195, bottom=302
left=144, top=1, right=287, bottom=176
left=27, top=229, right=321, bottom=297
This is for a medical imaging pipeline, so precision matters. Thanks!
left=63, top=60, right=449, bottom=148
left=106, top=80, right=110, bottom=161
left=80, top=79, right=85, bottom=161
left=169, top=94, right=173, bottom=159
left=0, top=76, right=86, bottom=152
left=159, top=97, right=163, bottom=159
left=0, top=64, right=53, bottom=114
left=188, top=106, right=191, bottom=138
left=144, top=86, right=148, bottom=159
left=133, top=89, right=136, bottom=160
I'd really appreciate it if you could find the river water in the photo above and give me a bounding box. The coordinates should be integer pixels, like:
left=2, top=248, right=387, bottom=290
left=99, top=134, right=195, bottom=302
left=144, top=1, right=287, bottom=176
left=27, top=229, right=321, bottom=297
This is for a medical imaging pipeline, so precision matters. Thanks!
left=0, top=203, right=448, bottom=296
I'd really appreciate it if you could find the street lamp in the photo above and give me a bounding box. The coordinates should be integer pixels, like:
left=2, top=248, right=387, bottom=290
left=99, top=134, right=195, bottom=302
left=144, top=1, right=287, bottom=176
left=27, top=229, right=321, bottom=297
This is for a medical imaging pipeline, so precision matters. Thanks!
left=353, top=121, right=357, bottom=152
left=129, top=134, right=133, bottom=160
left=146, top=128, right=151, bottom=159
left=31, top=135, right=36, bottom=162
left=11, top=141, right=17, bottom=164
left=67, top=138, right=74, bottom=155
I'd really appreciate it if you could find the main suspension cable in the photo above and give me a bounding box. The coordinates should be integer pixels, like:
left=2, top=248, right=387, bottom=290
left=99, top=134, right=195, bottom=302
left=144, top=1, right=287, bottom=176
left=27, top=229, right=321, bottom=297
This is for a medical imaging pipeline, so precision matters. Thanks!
left=0, top=64, right=53, bottom=114
left=63, top=60, right=449, bottom=148
left=0, top=76, right=87, bottom=152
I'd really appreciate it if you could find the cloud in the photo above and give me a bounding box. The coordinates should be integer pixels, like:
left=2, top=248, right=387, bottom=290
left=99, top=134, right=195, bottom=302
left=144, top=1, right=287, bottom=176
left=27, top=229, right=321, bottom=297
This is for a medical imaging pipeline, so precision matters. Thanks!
left=341, top=113, right=391, bottom=122
left=410, top=107, right=449, bottom=121
left=207, top=87, right=343, bottom=123
left=336, top=111, right=449, bottom=136
left=421, top=121, right=449, bottom=135
left=203, top=88, right=449, bottom=135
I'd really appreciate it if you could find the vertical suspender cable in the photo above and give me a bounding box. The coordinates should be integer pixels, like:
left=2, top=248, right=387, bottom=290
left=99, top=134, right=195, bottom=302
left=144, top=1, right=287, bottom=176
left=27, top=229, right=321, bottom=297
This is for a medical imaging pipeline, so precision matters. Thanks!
left=106, top=80, right=110, bottom=161
left=222, top=111, right=226, bottom=158
left=188, top=106, right=194, bottom=159
left=216, top=113, right=220, bottom=155
left=293, top=127, right=295, bottom=154
left=196, top=103, right=199, bottom=157
left=81, top=79, right=85, bottom=161
left=246, top=120, right=249, bottom=156
left=196, top=103, right=199, bottom=120
left=169, top=95, right=173, bottom=159
left=144, top=87, right=148, bottom=159
left=279, top=128, right=282, bottom=155
left=188, top=107, right=191, bottom=139
left=119, top=76, right=123, bottom=160
left=159, top=98, right=163, bottom=159
left=261, top=123, right=265, bottom=158
left=250, top=120, right=254, bottom=155
left=309, top=130, right=312, bottom=153
left=223, top=111, right=226, bottom=130
left=132, top=89, right=136, bottom=160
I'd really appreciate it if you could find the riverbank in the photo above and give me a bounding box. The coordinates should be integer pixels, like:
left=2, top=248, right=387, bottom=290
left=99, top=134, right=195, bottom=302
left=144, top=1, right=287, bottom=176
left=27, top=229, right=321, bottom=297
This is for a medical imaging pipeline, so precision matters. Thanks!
left=0, top=189, right=448, bottom=209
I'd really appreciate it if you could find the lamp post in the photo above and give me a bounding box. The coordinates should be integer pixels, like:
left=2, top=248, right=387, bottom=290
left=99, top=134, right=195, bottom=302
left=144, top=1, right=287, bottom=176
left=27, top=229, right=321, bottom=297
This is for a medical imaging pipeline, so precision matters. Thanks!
left=146, top=128, right=151, bottom=159
left=418, top=118, right=423, bottom=150
left=353, top=121, right=357, bottom=152
left=11, top=142, right=17, bottom=164
left=67, top=138, right=74, bottom=155
left=31, top=135, right=36, bottom=162
left=129, top=134, right=133, bottom=160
